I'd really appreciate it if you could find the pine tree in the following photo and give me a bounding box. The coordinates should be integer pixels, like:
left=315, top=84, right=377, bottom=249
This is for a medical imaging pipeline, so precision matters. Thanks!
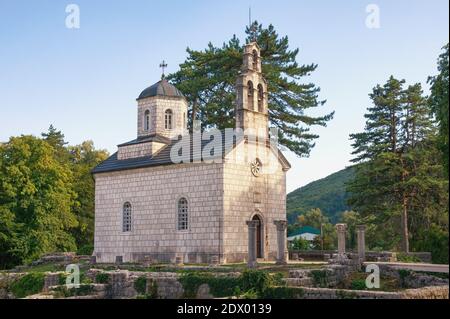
left=168, top=22, right=334, bottom=157
left=348, top=77, right=448, bottom=253
left=428, top=43, right=449, bottom=177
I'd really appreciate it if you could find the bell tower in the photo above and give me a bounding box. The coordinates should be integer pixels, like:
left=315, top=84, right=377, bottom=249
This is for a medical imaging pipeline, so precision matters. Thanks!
left=235, top=42, right=269, bottom=139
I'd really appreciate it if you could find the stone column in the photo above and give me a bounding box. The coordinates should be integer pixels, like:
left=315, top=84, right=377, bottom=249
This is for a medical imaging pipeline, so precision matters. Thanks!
left=335, top=223, right=347, bottom=254
left=274, top=220, right=288, bottom=265
left=356, top=225, right=366, bottom=262
left=246, top=220, right=259, bottom=268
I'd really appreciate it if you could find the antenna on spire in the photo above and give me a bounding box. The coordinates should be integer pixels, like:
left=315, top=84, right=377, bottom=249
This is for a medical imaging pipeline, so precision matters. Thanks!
left=159, top=60, right=168, bottom=79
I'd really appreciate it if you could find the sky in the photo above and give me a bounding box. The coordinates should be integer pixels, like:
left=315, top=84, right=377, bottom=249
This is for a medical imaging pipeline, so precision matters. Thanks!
left=0, top=0, right=448, bottom=192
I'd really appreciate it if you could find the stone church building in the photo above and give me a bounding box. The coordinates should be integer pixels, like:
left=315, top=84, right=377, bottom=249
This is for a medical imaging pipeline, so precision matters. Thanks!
left=92, top=42, right=291, bottom=264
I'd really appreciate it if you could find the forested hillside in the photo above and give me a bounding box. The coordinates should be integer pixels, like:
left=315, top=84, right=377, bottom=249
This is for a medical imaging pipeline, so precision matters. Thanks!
left=287, top=166, right=355, bottom=224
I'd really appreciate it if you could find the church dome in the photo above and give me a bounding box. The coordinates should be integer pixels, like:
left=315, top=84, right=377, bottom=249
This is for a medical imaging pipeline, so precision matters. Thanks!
left=137, top=78, right=184, bottom=100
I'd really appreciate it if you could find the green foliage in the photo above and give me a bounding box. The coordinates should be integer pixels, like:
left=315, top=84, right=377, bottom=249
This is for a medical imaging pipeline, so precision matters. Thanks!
left=240, top=289, right=258, bottom=299
left=0, top=135, right=78, bottom=267
left=168, top=21, right=333, bottom=157
left=350, top=279, right=367, bottom=290
left=77, top=244, right=94, bottom=256
left=95, top=273, right=109, bottom=284
left=68, top=141, right=108, bottom=250
left=348, top=76, right=449, bottom=255
left=287, top=166, right=355, bottom=224
left=134, top=276, right=147, bottom=295
left=310, top=270, right=329, bottom=288
left=290, top=208, right=336, bottom=250
left=412, top=224, right=449, bottom=264
left=340, top=211, right=362, bottom=249
left=58, top=273, right=67, bottom=286
left=396, top=253, right=422, bottom=263
left=0, top=127, right=109, bottom=269
left=179, top=272, right=241, bottom=298
left=10, top=273, right=45, bottom=298
left=428, top=43, right=449, bottom=177
left=289, top=237, right=310, bottom=250
left=240, top=269, right=272, bottom=295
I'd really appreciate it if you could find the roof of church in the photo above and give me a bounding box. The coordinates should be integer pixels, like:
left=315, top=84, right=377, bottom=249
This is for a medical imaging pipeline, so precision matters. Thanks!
left=92, top=131, right=241, bottom=174
left=137, top=78, right=184, bottom=100
left=92, top=131, right=291, bottom=174
left=117, top=134, right=172, bottom=147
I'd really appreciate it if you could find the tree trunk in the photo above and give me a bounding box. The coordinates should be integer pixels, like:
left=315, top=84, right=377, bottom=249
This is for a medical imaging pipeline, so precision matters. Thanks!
left=401, top=194, right=410, bottom=253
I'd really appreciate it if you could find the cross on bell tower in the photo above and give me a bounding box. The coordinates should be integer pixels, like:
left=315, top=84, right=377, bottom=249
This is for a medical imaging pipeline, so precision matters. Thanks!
left=159, top=60, right=168, bottom=79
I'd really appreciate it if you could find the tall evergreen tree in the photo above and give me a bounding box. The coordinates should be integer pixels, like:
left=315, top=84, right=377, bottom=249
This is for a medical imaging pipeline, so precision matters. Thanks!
left=169, top=22, right=334, bottom=157
left=348, top=77, right=448, bottom=253
left=428, top=43, right=449, bottom=177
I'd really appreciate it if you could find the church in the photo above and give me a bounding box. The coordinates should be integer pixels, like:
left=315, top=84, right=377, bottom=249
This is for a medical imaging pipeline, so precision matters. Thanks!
left=92, top=42, right=291, bottom=264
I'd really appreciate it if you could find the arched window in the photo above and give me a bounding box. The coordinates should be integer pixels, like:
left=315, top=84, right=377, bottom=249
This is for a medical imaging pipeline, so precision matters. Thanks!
left=247, top=81, right=254, bottom=111
left=165, top=109, right=173, bottom=130
left=252, top=50, right=258, bottom=71
left=144, top=110, right=150, bottom=131
left=257, top=84, right=264, bottom=113
left=122, top=202, right=132, bottom=232
left=177, top=198, right=188, bottom=231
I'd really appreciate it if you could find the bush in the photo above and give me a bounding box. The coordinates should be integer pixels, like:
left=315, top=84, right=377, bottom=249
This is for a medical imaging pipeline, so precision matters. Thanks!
left=350, top=279, right=367, bottom=290
left=397, top=253, right=421, bottom=263
left=179, top=272, right=241, bottom=298
left=77, top=244, right=94, bottom=256
left=95, top=273, right=109, bottom=284
left=10, top=273, right=45, bottom=298
left=134, top=276, right=147, bottom=295
left=240, top=269, right=271, bottom=295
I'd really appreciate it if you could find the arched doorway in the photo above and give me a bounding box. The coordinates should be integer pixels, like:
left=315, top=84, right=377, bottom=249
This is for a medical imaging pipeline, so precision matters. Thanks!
left=252, top=215, right=263, bottom=258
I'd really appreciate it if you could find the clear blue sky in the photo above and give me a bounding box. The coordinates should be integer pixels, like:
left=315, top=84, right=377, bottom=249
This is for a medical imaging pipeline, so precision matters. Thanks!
left=0, top=0, right=448, bottom=192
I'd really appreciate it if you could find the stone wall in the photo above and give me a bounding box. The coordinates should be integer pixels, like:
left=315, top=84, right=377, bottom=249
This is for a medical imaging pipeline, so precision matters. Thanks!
left=137, top=96, right=187, bottom=139
left=94, top=163, right=224, bottom=264
left=222, top=141, right=288, bottom=263
left=117, top=141, right=166, bottom=160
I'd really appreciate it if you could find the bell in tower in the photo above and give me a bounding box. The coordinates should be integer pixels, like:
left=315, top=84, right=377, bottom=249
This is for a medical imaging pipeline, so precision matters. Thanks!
left=235, top=42, right=269, bottom=139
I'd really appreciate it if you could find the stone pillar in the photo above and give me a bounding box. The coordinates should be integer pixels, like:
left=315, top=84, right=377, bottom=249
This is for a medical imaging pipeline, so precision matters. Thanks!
left=274, top=220, right=288, bottom=265
left=246, top=220, right=259, bottom=268
left=335, top=223, right=347, bottom=254
left=356, top=225, right=366, bottom=262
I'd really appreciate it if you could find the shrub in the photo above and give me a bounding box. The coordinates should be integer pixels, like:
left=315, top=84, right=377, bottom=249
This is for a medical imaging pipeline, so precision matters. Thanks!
left=77, top=244, right=94, bottom=256
left=134, top=276, right=147, bottom=295
left=397, top=253, right=422, bottom=263
left=10, top=273, right=45, bottom=298
left=350, top=279, right=367, bottom=290
left=179, top=272, right=241, bottom=298
left=95, top=273, right=109, bottom=284
left=240, top=269, right=271, bottom=295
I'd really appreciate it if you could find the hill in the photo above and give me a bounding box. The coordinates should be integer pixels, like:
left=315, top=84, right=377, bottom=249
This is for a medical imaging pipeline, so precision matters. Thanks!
left=287, top=166, right=355, bottom=224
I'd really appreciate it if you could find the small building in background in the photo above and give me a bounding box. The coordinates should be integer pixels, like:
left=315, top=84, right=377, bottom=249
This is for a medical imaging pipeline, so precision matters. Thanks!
left=287, top=226, right=321, bottom=243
